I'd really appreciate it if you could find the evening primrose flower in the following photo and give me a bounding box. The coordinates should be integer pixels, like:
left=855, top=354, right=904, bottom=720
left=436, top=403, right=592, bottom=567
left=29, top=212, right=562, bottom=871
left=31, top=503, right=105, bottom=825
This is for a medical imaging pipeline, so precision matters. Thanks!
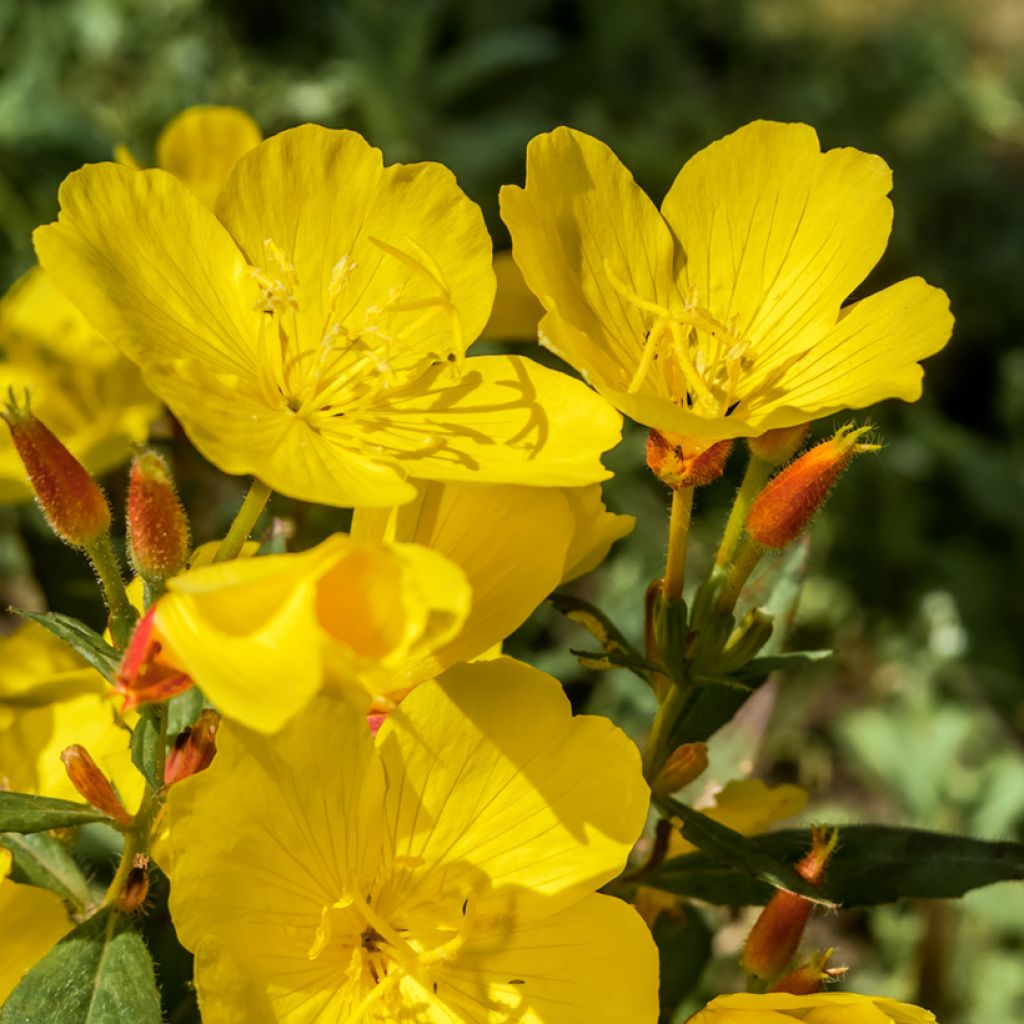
left=0, top=849, right=70, bottom=1002
left=166, top=658, right=658, bottom=1024
left=152, top=533, right=471, bottom=733
left=0, top=623, right=141, bottom=809
left=35, top=125, right=621, bottom=508
left=0, top=268, right=157, bottom=503
left=690, top=992, right=936, bottom=1023
left=500, top=121, right=953, bottom=449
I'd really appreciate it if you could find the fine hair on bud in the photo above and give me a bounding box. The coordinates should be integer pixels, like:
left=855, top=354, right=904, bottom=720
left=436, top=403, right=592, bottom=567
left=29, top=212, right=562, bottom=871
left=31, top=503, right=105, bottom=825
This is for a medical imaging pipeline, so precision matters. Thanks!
left=128, top=449, right=191, bottom=582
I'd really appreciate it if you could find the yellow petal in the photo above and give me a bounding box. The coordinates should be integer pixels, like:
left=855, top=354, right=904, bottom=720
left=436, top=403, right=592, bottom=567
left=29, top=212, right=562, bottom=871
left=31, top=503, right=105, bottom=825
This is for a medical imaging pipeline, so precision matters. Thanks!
left=156, top=105, right=262, bottom=208
left=427, top=893, right=659, bottom=1024
left=662, top=121, right=894, bottom=358
left=166, top=695, right=385, bottom=1021
left=482, top=250, right=544, bottom=341
left=0, top=856, right=71, bottom=1002
left=376, top=658, right=649, bottom=923
left=500, top=126, right=677, bottom=393
left=560, top=483, right=634, bottom=582
left=694, top=993, right=936, bottom=1024
left=353, top=353, right=621, bottom=488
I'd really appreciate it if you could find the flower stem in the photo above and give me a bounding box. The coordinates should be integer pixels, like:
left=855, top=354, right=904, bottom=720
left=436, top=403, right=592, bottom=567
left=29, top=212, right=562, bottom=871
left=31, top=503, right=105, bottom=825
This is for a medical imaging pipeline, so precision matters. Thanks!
left=214, top=479, right=272, bottom=563
left=715, top=536, right=764, bottom=615
left=643, top=682, right=688, bottom=782
left=85, top=534, right=136, bottom=649
left=662, top=486, right=694, bottom=601
left=715, top=455, right=772, bottom=570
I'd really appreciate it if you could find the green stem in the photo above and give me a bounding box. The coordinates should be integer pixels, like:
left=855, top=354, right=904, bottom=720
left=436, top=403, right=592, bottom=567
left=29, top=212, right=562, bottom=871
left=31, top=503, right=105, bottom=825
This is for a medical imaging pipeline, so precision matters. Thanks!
left=98, top=778, right=163, bottom=913
left=715, top=455, right=772, bottom=570
left=85, top=534, right=136, bottom=649
left=715, top=537, right=764, bottom=616
left=643, top=682, right=688, bottom=782
left=213, top=479, right=272, bottom=563
left=662, top=486, right=694, bottom=601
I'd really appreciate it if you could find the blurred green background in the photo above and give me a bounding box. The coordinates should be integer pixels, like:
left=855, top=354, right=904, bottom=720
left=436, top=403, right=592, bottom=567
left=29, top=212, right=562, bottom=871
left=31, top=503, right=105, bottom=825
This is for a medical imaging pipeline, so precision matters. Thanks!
left=1, top=1, right=1023, bottom=1022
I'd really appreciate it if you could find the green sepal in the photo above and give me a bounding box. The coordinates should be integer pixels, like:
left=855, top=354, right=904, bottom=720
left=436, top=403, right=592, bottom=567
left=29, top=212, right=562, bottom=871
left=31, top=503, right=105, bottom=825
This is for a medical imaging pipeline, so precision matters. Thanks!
left=12, top=609, right=121, bottom=682
left=0, top=792, right=113, bottom=833
left=729, top=649, right=832, bottom=679
left=1, top=832, right=97, bottom=914
left=652, top=592, right=688, bottom=683
left=130, top=705, right=164, bottom=791
left=166, top=685, right=206, bottom=737
left=641, top=825, right=1024, bottom=908
left=653, top=794, right=835, bottom=906
left=0, top=909, right=162, bottom=1023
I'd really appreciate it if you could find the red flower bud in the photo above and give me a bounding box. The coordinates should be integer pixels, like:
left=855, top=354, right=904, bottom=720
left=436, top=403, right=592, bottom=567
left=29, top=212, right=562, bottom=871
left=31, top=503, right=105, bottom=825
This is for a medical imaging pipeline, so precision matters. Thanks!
left=128, top=451, right=190, bottom=583
left=2, top=390, right=110, bottom=546
left=60, top=744, right=134, bottom=825
left=746, top=426, right=878, bottom=549
left=116, top=853, right=150, bottom=913
left=748, top=423, right=810, bottom=466
left=115, top=605, right=194, bottom=712
left=742, top=827, right=838, bottom=981
left=647, top=431, right=733, bottom=489
left=651, top=742, right=708, bottom=796
left=164, top=709, right=220, bottom=786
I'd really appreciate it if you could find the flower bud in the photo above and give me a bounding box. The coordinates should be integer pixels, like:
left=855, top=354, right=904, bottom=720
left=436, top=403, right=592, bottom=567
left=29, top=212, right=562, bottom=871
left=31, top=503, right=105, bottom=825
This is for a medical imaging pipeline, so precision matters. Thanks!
left=2, top=389, right=110, bottom=546
left=647, top=431, right=733, bottom=489
left=769, top=948, right=847, bottom=995
left=164, top=709, right=220, bottom=786
left=115, top=605, right=194, bottom=712
left=60, top=745, right=134, bottom=825
left=748, top=423, right=810, bottom=466
left=116, top=853, right=150, bottom=913
left=716, top=609, right=774, bottom=673
left=746, top=425, right=879, bottom=550
left=128, top=450, right=190, bottom=584
left=742, top=827, right=838, bottom=981
left=652, top=742, right=708, bottom=795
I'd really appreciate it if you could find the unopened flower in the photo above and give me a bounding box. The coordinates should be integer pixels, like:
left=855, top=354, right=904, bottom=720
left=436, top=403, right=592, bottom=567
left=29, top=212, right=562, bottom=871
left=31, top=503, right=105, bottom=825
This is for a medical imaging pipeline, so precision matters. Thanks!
left=128, top=450, right=190, bottom=584
left=164, top=709, right=220, bottom=786
left=501, top=121, right=952, bottom=448
left=166, top=659, right=658, bottom=1024
left=116, top=853, right=151, bottom=913
left=36, top=126, right=621, bottom=508
left=652, top=742, right=709, bottom=796
left=60, top=744, right=134, bottom=825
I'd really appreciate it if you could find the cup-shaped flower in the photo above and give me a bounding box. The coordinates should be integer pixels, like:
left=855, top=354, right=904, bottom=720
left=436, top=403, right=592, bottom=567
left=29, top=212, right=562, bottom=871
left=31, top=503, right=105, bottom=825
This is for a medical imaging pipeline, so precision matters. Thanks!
left=500, top=121, right=953, bottom=450
left=36, top=126, right=621, bottom=508
left=165, top=658, right=658, bottom=1023
left=690, top=992, right=936, bottom=1023
left=152, top=534, right=471, bottom=733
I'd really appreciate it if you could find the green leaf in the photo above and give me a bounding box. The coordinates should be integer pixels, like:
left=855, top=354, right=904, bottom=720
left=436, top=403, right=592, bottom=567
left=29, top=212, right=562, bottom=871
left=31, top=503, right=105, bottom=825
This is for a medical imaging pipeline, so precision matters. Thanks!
left=130, top=707, right=162, bottom=791
left=166, top=686, right=205, bottom=738
left=1, top=832, right=96, bottom=913
left=0, top=792, right=113, bottom=833
left=13, top=609, right=121, bottom=682
left=653, top=795, right=835, bottom=906
left=652, top=902, right=712, bottom=1018
left=1, top=910, right=162, bottom=1023
left=730, top=650, right=832, bottom=679
left=549, top=592, right=654, bottom=683
left=643, top=825, right=1024, bottom=908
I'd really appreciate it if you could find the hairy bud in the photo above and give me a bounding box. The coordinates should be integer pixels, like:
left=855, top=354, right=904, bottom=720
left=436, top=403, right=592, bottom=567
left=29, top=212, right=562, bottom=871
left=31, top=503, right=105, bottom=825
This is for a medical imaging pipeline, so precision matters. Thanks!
left=60, top=745, right=134, bottom=825
left=128, top=451, right=190, bottom=584
left=769, top=948, right=847, bottom=995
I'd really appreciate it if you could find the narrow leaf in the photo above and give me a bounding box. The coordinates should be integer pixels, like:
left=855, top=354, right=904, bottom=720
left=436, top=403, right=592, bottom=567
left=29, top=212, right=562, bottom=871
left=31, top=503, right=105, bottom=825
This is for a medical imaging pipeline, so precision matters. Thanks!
left=13, top=609, right=121, bottom=681
left=730, top=650, right=832, bottom=679
left=1, top=833, right=96, bottom=913
left=0, top=792, right=112, bottom=833
left=652, top=902, right=712, bottom=1016
left=643, top=825, right=1024, bottom=908
left=653, top=795, right=834, bottom=906
left=1, top=910, right=162, bottom=1023
left=130, top=708, right=162, bottom=790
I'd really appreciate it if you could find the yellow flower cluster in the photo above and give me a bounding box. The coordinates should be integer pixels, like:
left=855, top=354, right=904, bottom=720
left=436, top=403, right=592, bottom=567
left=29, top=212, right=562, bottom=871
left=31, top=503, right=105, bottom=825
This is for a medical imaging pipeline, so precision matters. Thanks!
left=0, top=106, right=954, bottom=1022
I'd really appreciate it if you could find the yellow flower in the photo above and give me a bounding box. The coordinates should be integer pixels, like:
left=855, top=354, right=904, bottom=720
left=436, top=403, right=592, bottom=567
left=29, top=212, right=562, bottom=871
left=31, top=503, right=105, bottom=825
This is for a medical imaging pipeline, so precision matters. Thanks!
left=690, top=992, right=937, bottom=1023
left=0, top=267, right=158, bottom=503
left=36, top=126, right=621, bottom=508
left=351, top=480, right=634, bottom=686
left=153, top=533, right=471, bottom=733
left=166, top=658, right=658, bottom=1023
left=500, top=121, right=953, bottom=449
left=482, top=251, right=544, bottom=340
left=0, top=623, right=142, bottom=810
left=0, top=849, right=70, bottom=1002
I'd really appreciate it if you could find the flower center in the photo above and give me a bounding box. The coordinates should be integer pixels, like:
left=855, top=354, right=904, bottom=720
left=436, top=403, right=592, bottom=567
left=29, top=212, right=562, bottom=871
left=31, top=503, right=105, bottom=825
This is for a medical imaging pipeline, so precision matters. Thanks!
left=249, top=237, right=464, bottom=432
left=308, top=882, right=477, bottom=1020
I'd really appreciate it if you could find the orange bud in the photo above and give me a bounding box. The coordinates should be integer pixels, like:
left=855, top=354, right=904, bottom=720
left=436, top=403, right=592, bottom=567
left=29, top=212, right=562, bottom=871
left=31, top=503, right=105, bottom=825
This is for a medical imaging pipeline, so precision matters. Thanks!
left=742, top=827, right=838, bottom=981
left=652, top=742, right=709, bottom=795
left=60, top=745, right=134, bottom=825
left=115, top=606, right=194, bottom=712
left=769, top=948, right=846, bottom=995
left=647, top=431, right=733, bottom=489
left=164, top=709, right=220, bottom=785
left=128, top=451, right=190, bottom=583
left=2, top=390, right=110, bottom=546
left=748, top=423, right=810, bottom=465
left=746, top=426, right=878, bottom=549
left=116, top=853, right=150, bottom=913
